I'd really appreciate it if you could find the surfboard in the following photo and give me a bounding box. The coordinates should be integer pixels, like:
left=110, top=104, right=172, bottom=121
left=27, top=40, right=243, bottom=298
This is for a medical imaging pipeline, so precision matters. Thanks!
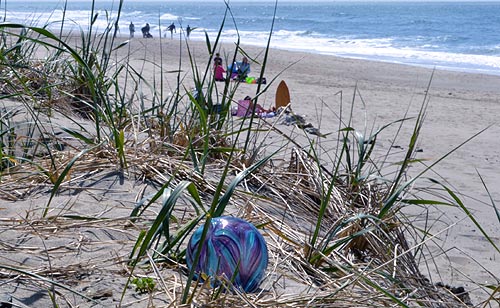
left=275, top=80, right=290, bottom=109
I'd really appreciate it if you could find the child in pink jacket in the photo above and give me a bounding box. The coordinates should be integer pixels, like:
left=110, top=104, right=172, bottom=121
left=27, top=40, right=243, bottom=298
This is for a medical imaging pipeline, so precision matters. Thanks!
left=214, top=64, right=226, bottom=81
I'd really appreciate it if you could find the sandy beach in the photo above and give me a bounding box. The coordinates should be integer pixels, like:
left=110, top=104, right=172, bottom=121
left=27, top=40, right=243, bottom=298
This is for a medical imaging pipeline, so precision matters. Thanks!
left=119, top=36, right=500, bottom=299
left=264, top=43, right=500, bottom=296
left=1, top=34, right=499, bottom=306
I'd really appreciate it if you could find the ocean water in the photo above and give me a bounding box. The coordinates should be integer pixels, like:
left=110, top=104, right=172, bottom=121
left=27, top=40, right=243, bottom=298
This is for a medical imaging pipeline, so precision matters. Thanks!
left=2, top=1, right=500, bottom=75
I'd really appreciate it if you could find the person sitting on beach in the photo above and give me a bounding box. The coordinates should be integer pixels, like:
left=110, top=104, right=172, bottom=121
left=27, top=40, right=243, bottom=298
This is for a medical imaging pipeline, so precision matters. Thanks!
left=214, top=63, right=226, bottom=82
left=141, top=23, right=152, bottom=38
left=235, top=57, right=250, bottom=81
left=214, top=53, right=223, bottom=67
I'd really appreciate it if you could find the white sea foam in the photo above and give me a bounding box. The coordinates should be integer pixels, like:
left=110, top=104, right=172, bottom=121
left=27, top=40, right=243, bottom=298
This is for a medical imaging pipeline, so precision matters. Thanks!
left=194, top=29, right=500, bottom=76
left=3, top=2, right=500, bottom=76
left=159, top=13, right=179, bottom=21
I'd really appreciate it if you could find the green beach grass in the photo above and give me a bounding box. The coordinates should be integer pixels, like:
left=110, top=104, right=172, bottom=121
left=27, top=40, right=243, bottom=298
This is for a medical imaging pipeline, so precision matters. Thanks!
left=0, top=0, right=499, bottom=307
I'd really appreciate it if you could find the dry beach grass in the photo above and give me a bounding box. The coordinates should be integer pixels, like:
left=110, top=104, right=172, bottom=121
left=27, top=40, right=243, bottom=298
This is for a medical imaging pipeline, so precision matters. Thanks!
left=1, top=5, right=500, bottom=307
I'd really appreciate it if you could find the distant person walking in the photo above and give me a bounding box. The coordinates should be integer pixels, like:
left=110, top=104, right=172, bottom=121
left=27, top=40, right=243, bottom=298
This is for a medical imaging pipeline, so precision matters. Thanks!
left=186, top=25, right=192, bottom=38
left=129, top=22, right=135, bottom=38
left=167, top=22, right=176, bottom=39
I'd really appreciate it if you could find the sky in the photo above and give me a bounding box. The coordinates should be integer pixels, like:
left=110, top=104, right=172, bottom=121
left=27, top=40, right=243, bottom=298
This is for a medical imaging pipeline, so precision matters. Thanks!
left=120, top=0, right=497, bottom=1
left=4, top=0, right=500, bottom=3
left=5, top=0, right=500, bottom=2
left=123, top=0, right=500, bottom=1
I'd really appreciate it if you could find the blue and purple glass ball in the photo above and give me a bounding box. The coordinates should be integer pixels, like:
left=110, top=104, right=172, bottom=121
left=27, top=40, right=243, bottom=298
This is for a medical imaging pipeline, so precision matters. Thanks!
left=186, top=216, right=268, bottom=292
